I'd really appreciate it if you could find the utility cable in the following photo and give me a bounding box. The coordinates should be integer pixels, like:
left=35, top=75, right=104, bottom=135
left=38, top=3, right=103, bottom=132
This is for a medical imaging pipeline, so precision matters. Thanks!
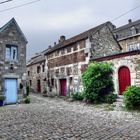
left=111, top=4, right=140, bottom=21
left=0, top=0, right=13, bottom=5
left=0, top=0, right=41, bottom=13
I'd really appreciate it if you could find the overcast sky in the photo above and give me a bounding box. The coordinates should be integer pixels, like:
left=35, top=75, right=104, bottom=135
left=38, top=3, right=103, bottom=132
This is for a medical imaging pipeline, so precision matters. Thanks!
left=0, top=0, right=139, bottom=60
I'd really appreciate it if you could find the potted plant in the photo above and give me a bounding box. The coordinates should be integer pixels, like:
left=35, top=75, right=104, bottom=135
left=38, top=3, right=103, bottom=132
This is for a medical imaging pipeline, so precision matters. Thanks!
left=0, top=95, right=6, bottom=106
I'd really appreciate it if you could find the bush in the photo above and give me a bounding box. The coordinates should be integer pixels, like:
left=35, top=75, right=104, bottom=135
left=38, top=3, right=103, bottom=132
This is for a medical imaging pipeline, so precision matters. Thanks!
left=105, top=93, right=117, bottom=104
left=24, top=96, right=30, bottom=104
left=82, top=62, right=114, bottom=103
left=123, top=86, right=140, bottom=110
left=72, top=92, right=84, bottom=101
left=0, top=95, right=6, bottom=101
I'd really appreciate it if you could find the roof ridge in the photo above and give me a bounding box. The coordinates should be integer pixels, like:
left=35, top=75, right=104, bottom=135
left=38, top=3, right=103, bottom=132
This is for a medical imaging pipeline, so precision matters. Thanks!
left=0, top=18, right=28, bottom=43
left=113, top=19, right=140, bottom=32
left=45, top=21, right=111, bottom=54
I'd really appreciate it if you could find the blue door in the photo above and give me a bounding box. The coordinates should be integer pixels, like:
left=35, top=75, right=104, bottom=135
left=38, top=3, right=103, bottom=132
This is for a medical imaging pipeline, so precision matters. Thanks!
left=5, top=79, right=18, bottom=104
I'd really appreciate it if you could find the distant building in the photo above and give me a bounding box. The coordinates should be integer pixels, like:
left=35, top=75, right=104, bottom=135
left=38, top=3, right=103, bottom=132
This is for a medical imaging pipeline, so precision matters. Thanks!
left=113, top=19, right=140, bottom=52
left=0, top=18, right=28, bottom=104
left=26, top=51, right=47, bottom=93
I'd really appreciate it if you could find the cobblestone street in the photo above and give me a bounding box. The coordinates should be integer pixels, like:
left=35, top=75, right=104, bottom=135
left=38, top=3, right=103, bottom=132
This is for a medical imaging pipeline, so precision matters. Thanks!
left=0, top=94, right=140, bottom=140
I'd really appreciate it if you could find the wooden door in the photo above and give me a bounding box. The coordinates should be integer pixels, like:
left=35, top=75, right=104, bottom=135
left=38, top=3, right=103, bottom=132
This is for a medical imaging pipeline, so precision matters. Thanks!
left=37, top=80, right=41, bottom=93
left=60, top=79, right=67, bottom=96
left=118, top=66, right=131, bottom=95
left=5, top=78, right=17, bottom=104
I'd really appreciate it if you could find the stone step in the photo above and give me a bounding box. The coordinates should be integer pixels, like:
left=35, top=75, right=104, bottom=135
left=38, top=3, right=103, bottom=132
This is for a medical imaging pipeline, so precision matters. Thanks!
left=116, top=95, right=124, bottom=102
left=113, top=95, right=125, bottom=111
left=116, top=98, right=123, bottom=102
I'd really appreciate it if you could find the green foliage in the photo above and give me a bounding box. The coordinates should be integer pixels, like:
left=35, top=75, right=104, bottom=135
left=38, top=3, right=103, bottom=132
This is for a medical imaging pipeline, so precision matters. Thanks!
left=82, top=62, right=114, bottom=103
left=0, top=95, right=6, bottom=101
left=123, top=86, right=140, bottom=110
left=105, top=93, right=117, bottom=104
left=26, top=85, right=30, bottom=96
left=24, top=96, right=30, bottom=104
left=72, top=92, right=85, bottom=101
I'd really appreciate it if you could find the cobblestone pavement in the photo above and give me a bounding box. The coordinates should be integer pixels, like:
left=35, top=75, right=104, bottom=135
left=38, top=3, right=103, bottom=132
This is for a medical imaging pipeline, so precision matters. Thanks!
left=0, top=94, right=140, bottom=140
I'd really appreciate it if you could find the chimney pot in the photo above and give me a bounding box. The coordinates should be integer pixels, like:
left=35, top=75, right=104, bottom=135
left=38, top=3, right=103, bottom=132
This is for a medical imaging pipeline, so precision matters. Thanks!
left=48, top=45, right=51, bottom=49
left=54, top=42, right=56, bottom=46
left=59, top=35, right=66, bottom=43
left=128, top=19, right=132, bottom=24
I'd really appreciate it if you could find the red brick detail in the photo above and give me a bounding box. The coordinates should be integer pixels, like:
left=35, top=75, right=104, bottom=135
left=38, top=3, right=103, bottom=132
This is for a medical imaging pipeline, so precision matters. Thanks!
left=48, top=50, right=86, bottom=68
left=90, top=50, right=140, bottom=62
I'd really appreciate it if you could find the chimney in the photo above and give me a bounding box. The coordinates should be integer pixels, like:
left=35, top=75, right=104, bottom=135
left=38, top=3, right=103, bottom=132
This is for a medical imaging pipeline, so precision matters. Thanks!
left=54, top=42, right=56, bottom=46
left=48, top=45, right=51, bottom=49
left=128, top=19, right=132, bottom=24
left=59, top=35, right=66, bottom=43
left=113, top=25, right=116, bottom=29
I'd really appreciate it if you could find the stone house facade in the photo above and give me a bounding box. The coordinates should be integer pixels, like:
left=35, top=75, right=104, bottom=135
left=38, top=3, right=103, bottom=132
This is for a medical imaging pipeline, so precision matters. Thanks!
left=0, top=18, right=27, bottom=104
left=91, top=50, right=140, bottom=95
left=113, top=19, right=140, bottom=52
left=27, top=19, right=140, bottom=96
left=26, top=51, right=48, bottom=93
left=90, top=19, right=140, bottom=95
left=44, top=22, right=121, bottom=96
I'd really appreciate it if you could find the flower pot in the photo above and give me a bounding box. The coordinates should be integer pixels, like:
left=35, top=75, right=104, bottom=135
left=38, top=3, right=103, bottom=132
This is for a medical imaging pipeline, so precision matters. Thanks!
left=0, top=101, right=3, bottom=106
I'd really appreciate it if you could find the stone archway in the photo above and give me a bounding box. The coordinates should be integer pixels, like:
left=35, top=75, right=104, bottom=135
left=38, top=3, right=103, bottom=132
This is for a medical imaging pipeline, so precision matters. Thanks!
left=112, top=59, right=136, bottom=95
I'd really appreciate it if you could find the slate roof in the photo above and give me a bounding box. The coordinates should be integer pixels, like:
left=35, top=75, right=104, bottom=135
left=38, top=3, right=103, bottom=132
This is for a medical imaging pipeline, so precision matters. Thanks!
left=90, top=50, right=140, bottom=62
left=113, top=19, right=140, bottom=32
left=45, top=21, right=113, bottom=55
left=27, top=54, right=45, bottom=67
left=0, top=18, right=28, bottom=43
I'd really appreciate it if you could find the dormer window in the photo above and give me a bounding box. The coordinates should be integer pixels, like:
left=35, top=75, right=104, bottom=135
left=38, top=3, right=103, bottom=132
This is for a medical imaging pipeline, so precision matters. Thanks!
left=127, top=42, right=140, bottom=51
left=130, top=26, right=136, bottom=35
left=6, top=45, right=18, bottom=61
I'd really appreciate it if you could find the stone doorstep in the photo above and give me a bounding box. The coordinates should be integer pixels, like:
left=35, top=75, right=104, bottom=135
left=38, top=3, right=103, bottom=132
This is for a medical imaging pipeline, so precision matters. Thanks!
left=113, top=95, right=125, bottom=111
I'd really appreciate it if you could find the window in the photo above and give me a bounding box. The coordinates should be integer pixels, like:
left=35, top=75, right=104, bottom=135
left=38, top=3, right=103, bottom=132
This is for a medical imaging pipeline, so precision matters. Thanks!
left=37, top=66, right=41, bottom=73
left=28, top=71, right=30, bottom=76
left=29, top=80, right=32, bottom=86
left=127, top=43, right=140, bottom=51
left=73, top=45, right=78, bottom=51
left=6, top=45, right=18, bottom=61
left=42, top=65, right=45, bottom=72
left=51, top=78, right=54, bottom=87
left=67, top=47, right=71, bottom=53
left=130, top=27, right=136, bottom=35
left=61, top=49, right=65, bottom=55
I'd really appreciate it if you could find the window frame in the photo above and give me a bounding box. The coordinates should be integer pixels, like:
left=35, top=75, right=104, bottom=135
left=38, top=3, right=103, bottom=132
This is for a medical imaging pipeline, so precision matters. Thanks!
left=6, top=44, right=18, bottom=61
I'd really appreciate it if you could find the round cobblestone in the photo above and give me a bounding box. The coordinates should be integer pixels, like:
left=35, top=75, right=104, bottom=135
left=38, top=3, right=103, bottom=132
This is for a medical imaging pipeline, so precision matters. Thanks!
left=0, top=94, right=139, bottom=140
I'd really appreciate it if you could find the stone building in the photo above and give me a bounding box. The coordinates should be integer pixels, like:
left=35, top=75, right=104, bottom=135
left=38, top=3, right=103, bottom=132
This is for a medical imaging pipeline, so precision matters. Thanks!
left=113, top=19, right=140, bottom=52
left=90, top=19, right=140, bottom=95
left=27, top=19, right=140, bottom=96
left=0, top=18, right=28, bottom=104
left=26, top=51, right=47, bottom=93
left=44, top=21, right=121, bottom=96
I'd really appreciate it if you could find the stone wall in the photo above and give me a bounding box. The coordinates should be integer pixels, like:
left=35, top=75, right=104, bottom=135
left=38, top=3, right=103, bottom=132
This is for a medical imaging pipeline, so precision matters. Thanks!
left=90, top=25, right=121, bottom=59
left=92, top=52, right=140, bottom=94
left=0, top=20, right=27, bottom=94
left=26, top=61, right=46, bottom=93
left=46, top=39, right=90, bottom=96
left=118, top=36, right=140, bottom=52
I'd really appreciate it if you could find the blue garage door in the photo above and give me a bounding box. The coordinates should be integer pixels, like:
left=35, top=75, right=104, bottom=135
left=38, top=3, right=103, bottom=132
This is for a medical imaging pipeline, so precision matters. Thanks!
left=5, top=79, right=17, bottom=104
